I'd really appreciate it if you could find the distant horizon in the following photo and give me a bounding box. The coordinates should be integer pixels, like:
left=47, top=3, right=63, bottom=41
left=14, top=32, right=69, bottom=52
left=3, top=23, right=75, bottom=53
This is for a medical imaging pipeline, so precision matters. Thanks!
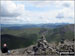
left=0, top=22, right=74, bottom=25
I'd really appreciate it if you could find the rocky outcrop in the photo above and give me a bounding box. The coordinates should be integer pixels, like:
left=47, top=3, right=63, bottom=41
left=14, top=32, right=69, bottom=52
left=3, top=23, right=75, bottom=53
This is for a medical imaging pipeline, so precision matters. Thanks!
left=1, top=36, right=74, bottom=56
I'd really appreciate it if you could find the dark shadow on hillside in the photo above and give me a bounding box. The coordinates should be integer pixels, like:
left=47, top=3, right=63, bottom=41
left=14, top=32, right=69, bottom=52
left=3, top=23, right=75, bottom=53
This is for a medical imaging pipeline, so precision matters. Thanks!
left=1, top=34, right=38, bottom=50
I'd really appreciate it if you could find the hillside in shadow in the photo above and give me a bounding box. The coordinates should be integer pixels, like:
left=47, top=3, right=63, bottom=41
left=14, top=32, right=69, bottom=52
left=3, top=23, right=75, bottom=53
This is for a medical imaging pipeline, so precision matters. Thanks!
left=1, top=34, right=38, bottom=50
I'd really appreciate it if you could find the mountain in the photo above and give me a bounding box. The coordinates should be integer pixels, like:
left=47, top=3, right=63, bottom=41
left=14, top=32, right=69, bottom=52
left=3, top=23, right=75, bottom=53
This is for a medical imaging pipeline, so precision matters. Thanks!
left=0, top=23, right=69, bottom=30
left=1, top=24, right=74, bottom=50
left=46, top=24, right=74, bottom=42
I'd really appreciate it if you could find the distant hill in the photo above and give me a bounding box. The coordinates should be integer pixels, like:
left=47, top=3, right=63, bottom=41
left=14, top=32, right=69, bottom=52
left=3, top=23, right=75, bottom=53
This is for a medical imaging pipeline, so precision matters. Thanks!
left=0, top=23, right=69, bottom=30
left=1, top=24, right=74, bottom=49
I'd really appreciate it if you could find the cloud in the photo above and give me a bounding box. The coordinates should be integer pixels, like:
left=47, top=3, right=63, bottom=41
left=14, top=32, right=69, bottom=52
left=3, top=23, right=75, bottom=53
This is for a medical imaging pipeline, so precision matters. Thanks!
left=63, top=3, right=70, bottom=7
left=0, top=1, right=25, bottom=17
left=0, top=1, right=74, bottom=24
left=56, top=13, right=64, bottom=19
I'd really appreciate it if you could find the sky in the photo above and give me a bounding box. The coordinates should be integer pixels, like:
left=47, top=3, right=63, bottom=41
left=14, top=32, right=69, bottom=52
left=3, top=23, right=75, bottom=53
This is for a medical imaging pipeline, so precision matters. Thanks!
left=0, top=0, right=74, bottom=24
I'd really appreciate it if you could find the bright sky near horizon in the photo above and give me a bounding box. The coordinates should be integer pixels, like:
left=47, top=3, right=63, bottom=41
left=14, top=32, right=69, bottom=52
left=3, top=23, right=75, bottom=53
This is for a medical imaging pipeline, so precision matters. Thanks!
left=0, top=0, right=74, bottom=24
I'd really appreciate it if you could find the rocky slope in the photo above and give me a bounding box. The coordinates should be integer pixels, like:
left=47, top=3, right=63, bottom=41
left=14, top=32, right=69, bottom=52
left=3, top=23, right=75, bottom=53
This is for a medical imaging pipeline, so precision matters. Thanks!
left=1, top=36, right=74, bottom=56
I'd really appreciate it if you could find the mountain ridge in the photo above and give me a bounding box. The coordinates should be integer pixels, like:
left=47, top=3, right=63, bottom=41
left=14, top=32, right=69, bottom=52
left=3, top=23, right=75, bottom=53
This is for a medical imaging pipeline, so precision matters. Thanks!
left=0, top=23, right=69, bottom=30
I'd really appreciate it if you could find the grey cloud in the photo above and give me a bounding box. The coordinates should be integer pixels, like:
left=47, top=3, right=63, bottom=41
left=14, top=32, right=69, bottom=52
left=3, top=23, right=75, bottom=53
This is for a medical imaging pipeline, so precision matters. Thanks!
left=68, top=16, right=73, bottom=19
left=0, top=6, right=20, bottom=17
left=56, top=13, right=73, bottom=19
left=63, top=3, right=70, bottom=8
left=56, top=13, right=64, bottom=19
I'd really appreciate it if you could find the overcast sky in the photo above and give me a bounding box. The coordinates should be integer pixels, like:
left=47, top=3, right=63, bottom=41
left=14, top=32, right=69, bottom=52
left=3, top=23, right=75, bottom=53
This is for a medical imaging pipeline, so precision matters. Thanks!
left=0, top=0, right=74, bottom=24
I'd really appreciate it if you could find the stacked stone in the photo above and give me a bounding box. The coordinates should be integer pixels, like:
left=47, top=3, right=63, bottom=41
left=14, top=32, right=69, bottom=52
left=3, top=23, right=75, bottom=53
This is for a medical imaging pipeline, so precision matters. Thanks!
left=32, top=35, right=52, bottom=55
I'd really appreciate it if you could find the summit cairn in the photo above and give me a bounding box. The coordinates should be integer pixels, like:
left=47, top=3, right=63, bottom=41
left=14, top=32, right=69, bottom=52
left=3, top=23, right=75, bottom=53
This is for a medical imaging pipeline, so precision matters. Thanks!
left=37, top=35, right=49, bottom=50
left=32, top=35, right=54, bottom=55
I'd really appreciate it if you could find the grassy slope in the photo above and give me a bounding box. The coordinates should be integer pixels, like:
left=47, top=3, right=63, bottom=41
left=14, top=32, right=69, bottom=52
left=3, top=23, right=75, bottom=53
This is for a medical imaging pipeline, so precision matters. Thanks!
left=1, top=28, right=47, bottom=49
left=1, top=24, right=74, bottom=49
left=1, top=28, right=41, bottom=36
left=46, top=24, right=74, bottom=42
